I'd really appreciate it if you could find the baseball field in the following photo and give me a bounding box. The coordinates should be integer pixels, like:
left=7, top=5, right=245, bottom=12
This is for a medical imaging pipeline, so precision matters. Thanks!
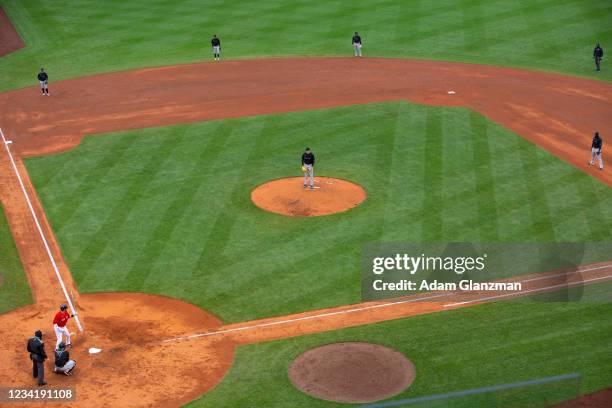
left=0, top=1, right=611, bottom=407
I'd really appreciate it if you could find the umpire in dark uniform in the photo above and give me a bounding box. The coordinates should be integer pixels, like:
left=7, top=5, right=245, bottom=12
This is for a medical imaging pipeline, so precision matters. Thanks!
left=27, top=330, right=48, bottom=386
left=594, top=43, right=604, bottom=71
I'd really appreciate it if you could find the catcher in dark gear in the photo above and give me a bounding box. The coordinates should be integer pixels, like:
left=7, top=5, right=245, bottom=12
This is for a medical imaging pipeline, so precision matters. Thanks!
left=54, top=342, right=76, bottom=375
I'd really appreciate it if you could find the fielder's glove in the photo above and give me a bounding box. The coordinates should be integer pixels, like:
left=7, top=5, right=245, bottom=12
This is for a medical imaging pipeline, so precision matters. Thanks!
left=301, top=165, right=307, bottom=173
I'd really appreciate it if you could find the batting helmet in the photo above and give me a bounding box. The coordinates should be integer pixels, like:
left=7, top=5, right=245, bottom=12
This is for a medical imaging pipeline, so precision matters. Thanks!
left=60, top=304, right=68, bottom=311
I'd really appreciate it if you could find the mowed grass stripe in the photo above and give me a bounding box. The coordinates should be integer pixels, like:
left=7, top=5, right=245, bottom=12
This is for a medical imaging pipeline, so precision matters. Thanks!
left=114, top=121, right=239, bottom=291
left=188, top=122, right=265, bottom=281
left=25, top=102, right=612, bottom=322
left=124, top=122, right=239, bottom=295
left=372, top=102, right=401, bottom=237
left=568, top=173, right=612, bottom=240
left=422, top=108, right=444, bottom=241
left=488, top=134, right=534, bottom=241
left=440, top=109, right=479, bottom=241
left=122, top=122, right=240, bottom=291
left=70, top=132, right=184, bottom=284
left=469, top=111, right=499, bottom=241
left=45, top=135, right=140, bottom=234
left=514, top=134, right=556, bottom=241
left=381, top=103, right=427, bottom=240
left=209, top=218, right=380, bottom=320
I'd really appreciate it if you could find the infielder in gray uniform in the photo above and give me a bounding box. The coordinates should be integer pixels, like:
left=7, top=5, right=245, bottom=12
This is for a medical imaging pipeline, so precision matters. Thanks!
left=301, top=147, right=315, bottom=190
left=211, top=35, right=221, bottom=61
left=589, top=131, right=603, bottom=170
left=37, top=68, right=49, bottom=96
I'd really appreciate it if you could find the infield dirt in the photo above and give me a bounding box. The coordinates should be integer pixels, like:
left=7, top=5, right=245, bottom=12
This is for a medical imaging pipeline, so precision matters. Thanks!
left=0, top=58, right=610, bottom=185
left=0, top=57, right=611, bottom=406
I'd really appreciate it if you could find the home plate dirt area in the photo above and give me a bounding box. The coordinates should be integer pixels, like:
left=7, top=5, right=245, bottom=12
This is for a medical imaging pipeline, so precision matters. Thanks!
left=0, top=57, right=611, bottom=407
left=0, top=293, right=234, bottom=407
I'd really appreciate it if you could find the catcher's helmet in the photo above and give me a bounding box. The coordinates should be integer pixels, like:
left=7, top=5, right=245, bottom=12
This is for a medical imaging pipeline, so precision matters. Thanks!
left=58, top=341, right=66, bottom=350
left=60, top=304, right=68, bottom=311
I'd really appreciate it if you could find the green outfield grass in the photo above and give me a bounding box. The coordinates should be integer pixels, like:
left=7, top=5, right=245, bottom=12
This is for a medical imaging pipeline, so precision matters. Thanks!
left=1, top=0, right=611, bottom=92
left=187, top=288, right=612, bottom=407
left=24, top=102, right=612, bottom=323
left=0, top=205, right=32, bottom=313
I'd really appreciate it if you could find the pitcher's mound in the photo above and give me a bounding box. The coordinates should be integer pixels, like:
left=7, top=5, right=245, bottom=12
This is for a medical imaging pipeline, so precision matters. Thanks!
left=251, top=177, right=366, bottom=216
left=288, top=342, right=415, bottom=403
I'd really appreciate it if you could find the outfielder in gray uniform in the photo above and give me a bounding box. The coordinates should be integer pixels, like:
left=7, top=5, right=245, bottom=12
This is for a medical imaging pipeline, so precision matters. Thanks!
left=302, top=147, right=315, bottom=190
left=352, top=32, right=362, bottom=57
left=589, top=131, right=603, bottom=170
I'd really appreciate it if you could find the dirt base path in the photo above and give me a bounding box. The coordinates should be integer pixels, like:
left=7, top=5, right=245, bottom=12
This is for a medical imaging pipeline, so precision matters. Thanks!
left=0, top=154, right=78, bottom=307
left=0, top=7, right=24, bottom=56
left=161, top=262, right=612, bottom=347
left=0, top=58, right=610, bottom=184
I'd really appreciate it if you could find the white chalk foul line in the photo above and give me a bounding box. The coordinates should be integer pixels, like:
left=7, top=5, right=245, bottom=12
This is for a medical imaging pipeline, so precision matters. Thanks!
left=444, top=275, right=612, bottom=307
left=515, top=264, right=611, bottom=283
left=161, top=263, right=612, bottom=344
left=162, top=292, right=452, bottom=343
left=0, top=128, right=83, bottom=332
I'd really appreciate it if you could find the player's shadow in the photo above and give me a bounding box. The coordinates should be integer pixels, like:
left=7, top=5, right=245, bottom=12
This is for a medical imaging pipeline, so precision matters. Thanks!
left=528, top=244, right=585, bottom=302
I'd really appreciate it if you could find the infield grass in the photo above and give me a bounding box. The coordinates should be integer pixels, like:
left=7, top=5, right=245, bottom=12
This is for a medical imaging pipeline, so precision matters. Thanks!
left=24, top=102, right=612, bottom=323
left=187, top=286, right=612, bottom=407
left=1, top=0, right=611, bottom=92
left=0, top=205, right=32, bottom=313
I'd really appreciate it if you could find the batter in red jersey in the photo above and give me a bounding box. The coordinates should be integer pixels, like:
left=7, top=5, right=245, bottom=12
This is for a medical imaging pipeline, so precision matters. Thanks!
left=53, top=304, right=74, bottom=350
